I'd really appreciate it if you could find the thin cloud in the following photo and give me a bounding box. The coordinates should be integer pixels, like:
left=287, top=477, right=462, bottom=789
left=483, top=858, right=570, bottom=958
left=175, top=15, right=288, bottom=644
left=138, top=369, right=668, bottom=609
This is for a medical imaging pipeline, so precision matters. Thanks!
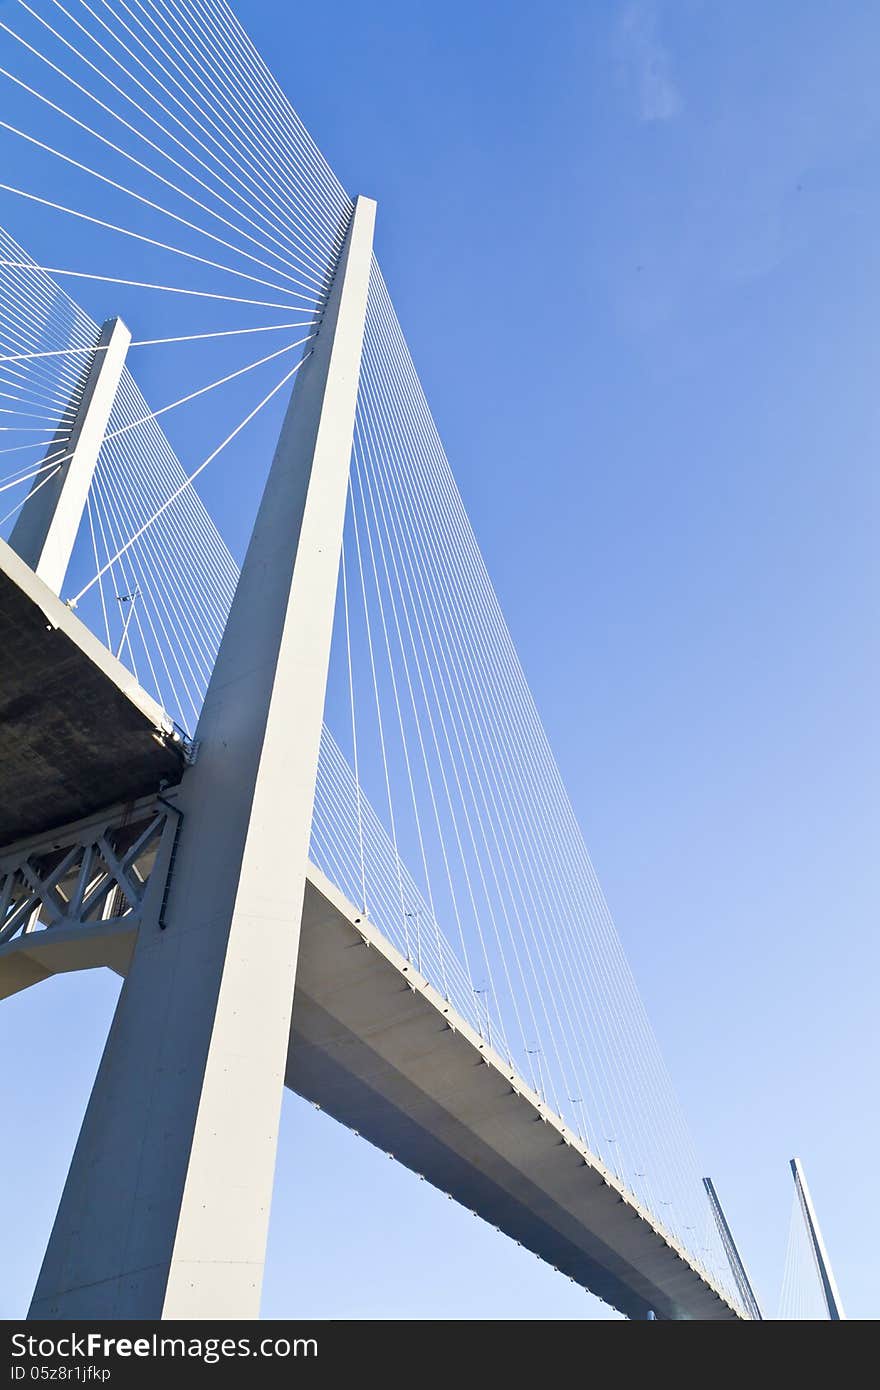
left=617, top=2, right=682, bottom=123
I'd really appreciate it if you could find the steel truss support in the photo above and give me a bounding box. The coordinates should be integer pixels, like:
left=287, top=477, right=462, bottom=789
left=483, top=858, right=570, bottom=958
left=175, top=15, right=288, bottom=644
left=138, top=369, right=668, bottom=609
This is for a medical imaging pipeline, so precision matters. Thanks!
left=0, top=796, right=177, bottom=945
left=0, top=795, right=180, bottom=1001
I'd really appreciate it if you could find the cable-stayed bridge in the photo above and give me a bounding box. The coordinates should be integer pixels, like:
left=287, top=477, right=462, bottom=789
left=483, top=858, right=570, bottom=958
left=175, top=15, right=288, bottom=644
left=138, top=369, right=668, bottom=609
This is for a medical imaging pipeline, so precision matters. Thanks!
left=0, top=1, right=842, bottom=1322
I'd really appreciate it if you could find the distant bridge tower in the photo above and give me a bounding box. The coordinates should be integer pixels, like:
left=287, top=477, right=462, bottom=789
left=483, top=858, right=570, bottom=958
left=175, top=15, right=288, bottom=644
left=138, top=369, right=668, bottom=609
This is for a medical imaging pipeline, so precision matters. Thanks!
left=703, top=1178, right=762, bottom=1320
left=790, top=1158, right=846, bottom=1320
left=10, top=316, right=130, bottom=594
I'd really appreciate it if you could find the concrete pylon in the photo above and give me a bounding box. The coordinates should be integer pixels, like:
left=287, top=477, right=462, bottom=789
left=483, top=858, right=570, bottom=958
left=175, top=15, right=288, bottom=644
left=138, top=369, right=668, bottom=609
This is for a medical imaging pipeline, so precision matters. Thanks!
left=29, top=195, right=376, bottom=1320
left=703, top=1177, right=762, bottom=1319
left=9, top=317, right=130, bottom=596
left=790, top=1157, right=846, bottom=1320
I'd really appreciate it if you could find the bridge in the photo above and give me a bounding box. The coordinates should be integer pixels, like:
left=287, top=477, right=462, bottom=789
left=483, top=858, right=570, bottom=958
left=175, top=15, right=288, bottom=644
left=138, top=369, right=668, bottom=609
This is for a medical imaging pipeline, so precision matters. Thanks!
left=0, top=1, right=843, bottom=1322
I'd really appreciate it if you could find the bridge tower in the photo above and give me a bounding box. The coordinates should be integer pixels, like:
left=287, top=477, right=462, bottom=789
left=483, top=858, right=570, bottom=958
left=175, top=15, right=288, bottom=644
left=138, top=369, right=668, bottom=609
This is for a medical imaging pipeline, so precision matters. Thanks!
left=790, top=1158, right=846, bottom=1320
left=2, top=196, right=375, bottom=1318
left=9, top=316, right=130, bottom=596
left=0, top=201, right=749, bottom=1324
left=703, top=1178, right=762, bottom=1320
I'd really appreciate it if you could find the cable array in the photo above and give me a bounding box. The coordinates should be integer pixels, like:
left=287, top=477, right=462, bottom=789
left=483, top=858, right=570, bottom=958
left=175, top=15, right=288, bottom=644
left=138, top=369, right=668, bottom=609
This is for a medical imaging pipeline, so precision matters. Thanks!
left=0, top=226, right=95, bottom=476
left=312, top=730, right=512, bottom=1049
left=320, top=258, right=740, bottom=1299
left=0, top=0, right=352, bottom=727
left=0, top=0, right=743, bottom=1310
left=778, top=1190, right=830, bottom=1319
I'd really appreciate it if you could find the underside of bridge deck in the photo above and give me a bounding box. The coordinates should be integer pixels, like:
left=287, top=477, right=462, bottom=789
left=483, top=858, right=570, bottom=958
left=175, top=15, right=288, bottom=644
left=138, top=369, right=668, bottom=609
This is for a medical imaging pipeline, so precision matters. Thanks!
left=288, top=869, right=743, bottom=1322
left=0, top=538, right=187, bottom=843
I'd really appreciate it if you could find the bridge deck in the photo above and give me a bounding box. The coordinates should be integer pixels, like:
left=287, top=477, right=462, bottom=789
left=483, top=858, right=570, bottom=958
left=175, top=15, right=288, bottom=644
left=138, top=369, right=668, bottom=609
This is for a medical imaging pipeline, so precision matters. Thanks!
left=0, top=538, right=186, bottom=842
left=0, top=869, right=743, bottom=1320
left=290, top=868, right=743, bottom=1322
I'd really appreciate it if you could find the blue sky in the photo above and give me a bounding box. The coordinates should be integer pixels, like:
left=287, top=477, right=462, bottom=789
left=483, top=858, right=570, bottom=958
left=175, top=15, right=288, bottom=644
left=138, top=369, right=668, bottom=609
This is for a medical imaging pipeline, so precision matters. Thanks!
left=1, top=0, right=877, bottom=1319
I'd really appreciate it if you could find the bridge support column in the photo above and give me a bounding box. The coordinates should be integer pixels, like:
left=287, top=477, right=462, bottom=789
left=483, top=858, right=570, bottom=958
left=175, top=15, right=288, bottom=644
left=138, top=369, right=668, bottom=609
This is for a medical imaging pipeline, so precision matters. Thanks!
left=10, top=316, right=130, bottom=596
left=703, top=1177, right=762, bottom=1319
left=29, top=196, right=376, bottom=1320
left=790, top=1157, right=846, bottom=1319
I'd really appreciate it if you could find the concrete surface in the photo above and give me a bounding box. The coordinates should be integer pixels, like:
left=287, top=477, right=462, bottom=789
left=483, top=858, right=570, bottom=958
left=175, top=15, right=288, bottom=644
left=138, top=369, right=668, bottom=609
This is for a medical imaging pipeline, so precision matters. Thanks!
left=0, top=537, right=186, bottom=843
